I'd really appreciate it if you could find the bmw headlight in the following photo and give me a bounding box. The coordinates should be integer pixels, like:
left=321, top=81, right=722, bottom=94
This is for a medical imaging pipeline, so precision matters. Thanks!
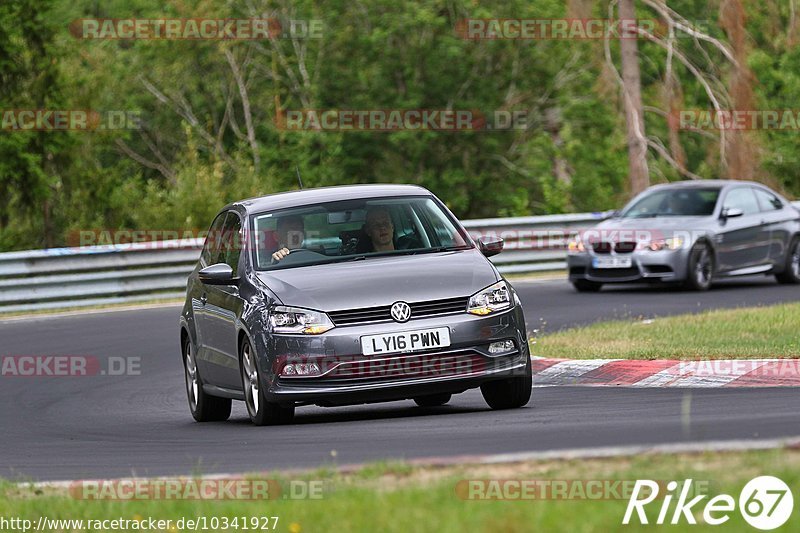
left=467, top=281, right=512, bottom=316
left=268, top=306, right=334, bottom=334
left=638, top=236, right=684, bottom=252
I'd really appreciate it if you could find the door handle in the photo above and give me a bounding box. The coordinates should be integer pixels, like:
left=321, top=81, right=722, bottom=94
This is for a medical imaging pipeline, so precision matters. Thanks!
left=200, top=293, right=208, bottom=305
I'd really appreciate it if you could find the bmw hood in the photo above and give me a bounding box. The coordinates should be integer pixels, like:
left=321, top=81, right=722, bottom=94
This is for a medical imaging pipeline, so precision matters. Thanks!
left=255, top=249, right=499, bottom=312
left=588, top=216, right=714, bottom=240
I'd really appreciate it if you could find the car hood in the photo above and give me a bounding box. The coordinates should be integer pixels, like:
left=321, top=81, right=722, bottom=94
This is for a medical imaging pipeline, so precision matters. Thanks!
left=255, top=249, right=498, bottom=312
left=596, top=216, right=713, bottom=231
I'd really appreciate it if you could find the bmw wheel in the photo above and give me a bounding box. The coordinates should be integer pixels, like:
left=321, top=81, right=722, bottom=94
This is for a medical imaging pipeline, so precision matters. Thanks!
left=183, top=337, right=231, bottom=422
left=684, top=242, right=713, bottom=291
left=775, top=237, right=800, bottom=284
left=240, top=338, right=295, bottom=426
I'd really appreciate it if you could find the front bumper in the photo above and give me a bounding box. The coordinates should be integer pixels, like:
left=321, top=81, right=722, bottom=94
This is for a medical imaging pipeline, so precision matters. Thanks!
left=253, top=304, right=529, bottom=406
left=567, top=248, right=691, bottom=283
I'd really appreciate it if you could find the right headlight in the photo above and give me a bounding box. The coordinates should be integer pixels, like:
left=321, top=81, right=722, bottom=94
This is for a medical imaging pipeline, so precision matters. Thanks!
left=467, top=281, right=512, bottom=316
left=268, top=305, right=334, bottom=335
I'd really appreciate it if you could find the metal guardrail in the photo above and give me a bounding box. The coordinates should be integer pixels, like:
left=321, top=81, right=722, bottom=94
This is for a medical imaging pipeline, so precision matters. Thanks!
left=1, top=203, right=798, bottom=313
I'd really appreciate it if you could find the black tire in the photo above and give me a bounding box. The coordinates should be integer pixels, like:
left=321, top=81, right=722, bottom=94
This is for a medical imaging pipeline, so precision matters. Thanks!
left=413, top=393, right=452, bottom=407
left=240, top=338, right=295, bottom=426
left=480, top=356, right=532, bottom=410
left=572, top=279, right=603, bottom=292
left=775, top=237, right=800, bottom=284
left=684, top=241, right=714, bottom=291
left=183, top=337, right=231, bottom=422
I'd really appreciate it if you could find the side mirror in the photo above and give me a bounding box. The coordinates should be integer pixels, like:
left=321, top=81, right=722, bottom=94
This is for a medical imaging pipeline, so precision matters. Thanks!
left=198, top=263, right=236, bottom=285
left=610, top=209, right=621, bottom=218
left=721, top=207, right=744, bottom=219
left=478, top=236, right=504, bottom=257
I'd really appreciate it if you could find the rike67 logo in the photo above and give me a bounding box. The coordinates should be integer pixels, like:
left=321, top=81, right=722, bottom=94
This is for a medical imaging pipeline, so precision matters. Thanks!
left=623, top=476, right=794, bottom=530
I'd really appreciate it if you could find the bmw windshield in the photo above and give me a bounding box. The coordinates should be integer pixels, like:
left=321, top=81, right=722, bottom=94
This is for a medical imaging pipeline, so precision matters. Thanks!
left=620, top=187, right=721, bottom=218
left=250, top=196, right=473, bottom=270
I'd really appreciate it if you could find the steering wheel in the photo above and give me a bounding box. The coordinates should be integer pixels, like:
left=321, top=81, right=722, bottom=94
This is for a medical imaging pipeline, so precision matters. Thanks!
left=270, top=248, right=323, bottom=265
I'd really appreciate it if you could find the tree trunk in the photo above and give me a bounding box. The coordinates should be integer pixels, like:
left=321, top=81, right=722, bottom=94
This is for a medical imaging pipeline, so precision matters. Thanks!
left=618, top=0, right=649, bottom=195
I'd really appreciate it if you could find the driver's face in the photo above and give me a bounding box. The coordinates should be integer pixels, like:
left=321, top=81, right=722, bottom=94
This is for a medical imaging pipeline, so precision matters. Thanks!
left=278, top=221, right=305, bottom=248
left=365, top=211, right=394, bottom=246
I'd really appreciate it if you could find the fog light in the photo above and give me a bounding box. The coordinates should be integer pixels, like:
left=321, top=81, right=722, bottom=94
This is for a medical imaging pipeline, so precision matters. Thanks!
left=488, top=340, right=515, bottom=354
left=281, top=362, right=321, bottom=376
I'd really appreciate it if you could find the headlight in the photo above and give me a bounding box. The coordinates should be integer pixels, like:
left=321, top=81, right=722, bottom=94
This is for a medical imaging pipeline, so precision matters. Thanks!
left=568, top=237, right=585, bottom=253
left=638, top=236, right=684, bottom=252
left=467, top=281, right=512, bottom=316
left=268, top=306, right=334, bottom=334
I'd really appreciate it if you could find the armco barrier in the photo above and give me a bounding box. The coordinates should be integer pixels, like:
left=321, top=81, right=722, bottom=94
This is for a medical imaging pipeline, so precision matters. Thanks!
left=1, top=203, right=798, bottom=313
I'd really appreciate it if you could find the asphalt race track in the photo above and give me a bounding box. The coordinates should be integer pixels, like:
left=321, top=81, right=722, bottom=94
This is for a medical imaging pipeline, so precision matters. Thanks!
left=1, top=275, right=799, bottom=481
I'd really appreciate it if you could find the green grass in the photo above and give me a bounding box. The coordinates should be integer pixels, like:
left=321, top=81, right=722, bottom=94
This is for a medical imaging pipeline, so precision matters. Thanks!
left=2, top=449, right=798, bottom=532
left=531, top=303, right=800, bottom=359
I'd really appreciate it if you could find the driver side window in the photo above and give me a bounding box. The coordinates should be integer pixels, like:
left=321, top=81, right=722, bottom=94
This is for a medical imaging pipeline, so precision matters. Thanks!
left=219, top=212, right=243, bottom=276
left=722, top=188, right=759, bottom=216
left=200, top=212, right=227, bottom=267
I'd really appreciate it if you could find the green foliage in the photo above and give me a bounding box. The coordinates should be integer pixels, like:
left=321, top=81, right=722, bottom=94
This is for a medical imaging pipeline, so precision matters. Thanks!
left=0, top=0, right=798, bottom=251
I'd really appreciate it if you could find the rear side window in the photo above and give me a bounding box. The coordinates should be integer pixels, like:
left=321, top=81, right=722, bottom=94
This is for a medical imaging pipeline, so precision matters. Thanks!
left=753, top=188, right=783, bottom=211
left=722, top=188, right=760, bottom=215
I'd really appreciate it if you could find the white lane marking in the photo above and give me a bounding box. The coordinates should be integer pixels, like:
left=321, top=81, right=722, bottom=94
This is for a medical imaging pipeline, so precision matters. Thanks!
left=534, top=359, right=619, bottom=384
left=22, top=435, right=800, bottom=489
left=632, top=360, right=774, bottom=388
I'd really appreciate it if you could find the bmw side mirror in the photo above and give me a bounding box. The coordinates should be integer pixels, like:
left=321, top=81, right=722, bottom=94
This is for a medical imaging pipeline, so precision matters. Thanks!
left=720, top=207, right=744, bottom=219
left=198, top=263, right=236, bottom=285
left=478, top=236, right=504, bottom=257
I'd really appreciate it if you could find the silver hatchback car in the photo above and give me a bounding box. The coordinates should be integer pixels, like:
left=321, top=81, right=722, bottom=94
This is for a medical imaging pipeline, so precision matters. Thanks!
left=180, top=185, right=531, bottom=425
left=567, top=180, right=800, bottom=291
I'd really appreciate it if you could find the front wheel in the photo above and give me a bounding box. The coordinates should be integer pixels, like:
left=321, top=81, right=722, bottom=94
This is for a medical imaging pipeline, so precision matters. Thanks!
left=183, top=338, right=231, bottom=422
left=684, top=242, right=713, bottom=291
left=480, top=356, right=532, bottom=410
left=241, top=339, right=295, bottom=426
left=775, top=237, right=800, bottom=284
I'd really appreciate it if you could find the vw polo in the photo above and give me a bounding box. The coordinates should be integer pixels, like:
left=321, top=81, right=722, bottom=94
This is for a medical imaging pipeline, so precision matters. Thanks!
left=179, top=185, right=531, bottom=425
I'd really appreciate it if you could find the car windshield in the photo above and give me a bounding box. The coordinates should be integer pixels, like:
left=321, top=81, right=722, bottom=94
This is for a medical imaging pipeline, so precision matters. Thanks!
left=620, top=187, right=720, bottom=218
left=250, top=196, right=473, bottom=270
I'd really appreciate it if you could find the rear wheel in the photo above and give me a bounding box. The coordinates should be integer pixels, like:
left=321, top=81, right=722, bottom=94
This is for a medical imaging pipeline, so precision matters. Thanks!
left=480, top=356, right=532, bottom=410
left=684, top=242, right=713, bottom=291
left=183, top=337, right=231, bottom=422
left=775, top=237, right=800, bottom=284
left=572, top=279, right=602, bottom=292
left=241, top=339, right=295, bottom=426
left=413, top=393, right=452, bottom=407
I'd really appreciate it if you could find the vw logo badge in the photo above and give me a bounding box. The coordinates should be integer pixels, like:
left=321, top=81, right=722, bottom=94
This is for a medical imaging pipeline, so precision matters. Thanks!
left=390, top=301, right=411, bottom=323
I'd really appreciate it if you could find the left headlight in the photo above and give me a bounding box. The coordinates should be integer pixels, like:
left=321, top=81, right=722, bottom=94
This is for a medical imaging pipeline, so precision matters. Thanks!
left=268, top=305, right=334, bottom=335
left=467, top=281, right=512, bottom=316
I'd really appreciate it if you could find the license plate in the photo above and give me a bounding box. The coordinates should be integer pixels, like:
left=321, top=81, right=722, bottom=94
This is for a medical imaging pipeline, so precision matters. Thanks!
left=592, top=256, right=633, bottom=269
left=361, top=327, right=451, bottom=356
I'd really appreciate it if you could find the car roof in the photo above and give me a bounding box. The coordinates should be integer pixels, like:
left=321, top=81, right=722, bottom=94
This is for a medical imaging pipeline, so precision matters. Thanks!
left=227, top=184, right=432, bottom=214
left=647, top=179, right=769, bottom=191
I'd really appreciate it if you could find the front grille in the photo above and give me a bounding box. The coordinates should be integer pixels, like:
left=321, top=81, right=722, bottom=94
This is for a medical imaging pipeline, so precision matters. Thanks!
left=615, top=241, right=636, bottom=253
left=592, top=242, right=612, bottom=254
left=328, top=296, right=469, bottom=326
left=592, top=241, right=636, bottom=254
left=279, top=350, right=489, bottom=386
left=588, top=267, right=640, bottom=279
